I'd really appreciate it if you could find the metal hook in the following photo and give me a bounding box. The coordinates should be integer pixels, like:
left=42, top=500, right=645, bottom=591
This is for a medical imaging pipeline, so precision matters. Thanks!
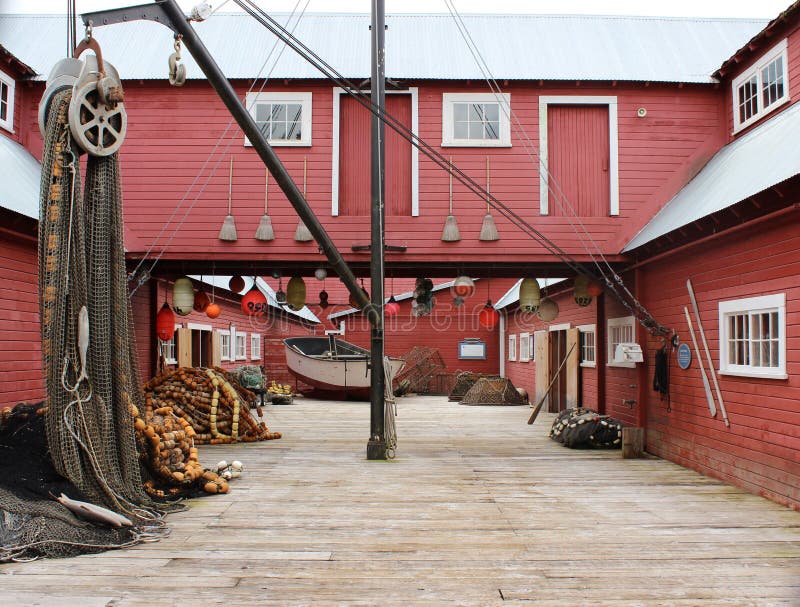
left=168, top=35, right=186, bottom=86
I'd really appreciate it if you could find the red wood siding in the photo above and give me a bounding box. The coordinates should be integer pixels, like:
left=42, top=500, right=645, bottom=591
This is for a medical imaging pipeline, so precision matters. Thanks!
left=0, top=230, right=44, bottom=408
left=12, top=79, right=729, bottom=268
left=339, top=94, right=412, bottom=216
left=547, top=105, right=610, bottom=217
left=637, top=214, right=800, bottom=510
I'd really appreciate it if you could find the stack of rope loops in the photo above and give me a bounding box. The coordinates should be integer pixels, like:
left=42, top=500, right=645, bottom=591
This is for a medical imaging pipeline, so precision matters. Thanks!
left=0, top=89, right=171, bottom=562
left=448, top=372, right=499, bottom=402
left=142, top=366, right=281, bottom=447
left=459, top=377, right=527, bottom=406
left=393, top=346, right=446, bottom=395
left=549, top=408, right=624, bottom=449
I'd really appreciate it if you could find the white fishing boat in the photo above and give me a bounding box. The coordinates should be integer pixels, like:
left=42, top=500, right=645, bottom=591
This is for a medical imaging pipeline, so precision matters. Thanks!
left=284, top=336, right=404, bottom=398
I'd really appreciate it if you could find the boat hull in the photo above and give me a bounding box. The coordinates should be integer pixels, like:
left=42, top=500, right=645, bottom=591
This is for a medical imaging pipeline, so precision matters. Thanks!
left=284, top=337, right=404, bottom=399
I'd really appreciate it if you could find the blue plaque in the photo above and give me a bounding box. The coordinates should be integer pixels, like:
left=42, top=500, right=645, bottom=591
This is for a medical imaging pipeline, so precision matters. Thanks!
left=677, top=343, right=692, bottom=370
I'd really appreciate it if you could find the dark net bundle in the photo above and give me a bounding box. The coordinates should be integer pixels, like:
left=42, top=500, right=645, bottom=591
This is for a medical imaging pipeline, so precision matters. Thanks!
left=460, top=377, right=526, bottom=406
left=0, top=89, right=167, bottom=562
left=549, top=407, right=624, bottom=449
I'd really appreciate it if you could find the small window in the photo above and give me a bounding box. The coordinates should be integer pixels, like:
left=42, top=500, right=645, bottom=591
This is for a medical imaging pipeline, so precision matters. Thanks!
left=732, top=39, right=788, bottom=133
left=0, top=72, right=15, bottom=132
left=719, top=293, right=786, bottom=379
left=235, top=331, right=247, bottom=361
left=250, top=333, right=261, bottom=360
left=160, top=328, right=178, bottom=365
left=219, top=330, right=231, bottom=361
left=508, top=334, right=517, bottom=362
left=578, top=324, right=596, bottom=368
left=519, top=332, right=531, bottom=362
left=530, top=333, right=536, bottom=362
left=245, top=92, right=312, bottom=146
left=607, top=316, right=635, bottom=368
left=442, top=93, right=511, bottom=147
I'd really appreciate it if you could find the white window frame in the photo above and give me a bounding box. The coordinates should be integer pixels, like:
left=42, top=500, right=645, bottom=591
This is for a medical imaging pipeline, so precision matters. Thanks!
left=732, top=39, right=789, bottom=134
left=607, top=316, right=635, bottom=369
left=442, top=92, right=511, bottom=148
left=219, top=329, right=232, bottom=362
left=538, top=96, right=619, bottom=216
left=718, top=293, right=786, bottom=379
left=332, top=86, right=419, bottom=216
left=235, top=330, right=247, bottom=361
left=518, top=332, right=531, bottom=362
left=577, top=324, right=597, bottom=368
left=508, top=334, right=517, bottom=362
left=160, top=324, right=181, bottom=365
left=0, top=71, right=15, bottom=133
left=244, top=91, right=312, bottom=146
left=250, top=333, right=261, bottom=361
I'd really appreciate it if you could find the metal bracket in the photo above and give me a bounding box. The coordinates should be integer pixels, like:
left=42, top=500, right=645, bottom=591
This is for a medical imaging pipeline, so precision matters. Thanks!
left=81, top=2, right=178, bottom=34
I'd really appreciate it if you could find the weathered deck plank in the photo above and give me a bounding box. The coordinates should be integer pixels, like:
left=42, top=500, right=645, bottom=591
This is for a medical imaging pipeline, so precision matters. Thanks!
left=2, top=395, right=799, bottom=605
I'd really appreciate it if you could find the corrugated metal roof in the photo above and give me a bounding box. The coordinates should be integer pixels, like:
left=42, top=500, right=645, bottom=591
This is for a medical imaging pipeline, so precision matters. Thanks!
left=623, top=102, right=800, bottom=252
left=0, top=135, right=41, bottom=219
left=0, top=13, right=766, bottom=83
left=189, top=275, right=320, bottom=323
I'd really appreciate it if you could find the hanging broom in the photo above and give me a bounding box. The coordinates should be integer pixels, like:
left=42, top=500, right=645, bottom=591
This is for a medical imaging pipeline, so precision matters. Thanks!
left=218, top=156, right=238, bottom=241
left=479, top=156, right=499, bottom=241
left=441, top=156, right=461, bottom=242
left=254, top=167, right=275, bottom=241
left=294, top=156, right=313, bottom=242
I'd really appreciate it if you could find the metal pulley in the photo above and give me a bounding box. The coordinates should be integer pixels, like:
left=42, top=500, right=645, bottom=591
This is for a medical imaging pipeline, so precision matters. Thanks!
left=68, top=54, right=127, bottom=156
left=168, top=37, right=186, bottom=86
left=38, top=58, right=84, bottom=138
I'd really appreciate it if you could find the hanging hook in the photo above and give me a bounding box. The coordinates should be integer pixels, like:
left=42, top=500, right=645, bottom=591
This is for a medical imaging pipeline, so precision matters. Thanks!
left=168, top=35, right=187, bottom=86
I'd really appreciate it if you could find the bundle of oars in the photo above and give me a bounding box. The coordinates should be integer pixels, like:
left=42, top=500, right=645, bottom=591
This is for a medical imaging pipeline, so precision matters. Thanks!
left=142, top=367, right=281, bottom=445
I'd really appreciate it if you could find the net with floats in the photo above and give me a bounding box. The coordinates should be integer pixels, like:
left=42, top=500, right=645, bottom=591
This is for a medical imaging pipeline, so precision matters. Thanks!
left=0, top=88, right=164, bottom=562
left=549, top=408, right=624, bottom=449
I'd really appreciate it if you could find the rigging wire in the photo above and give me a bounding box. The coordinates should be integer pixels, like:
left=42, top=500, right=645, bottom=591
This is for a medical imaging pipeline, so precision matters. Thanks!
left=440, top=0, right=668, bottom=333
left=232, top=0, right=590, bottom=277
left=127, top=0, right=311, bottom=296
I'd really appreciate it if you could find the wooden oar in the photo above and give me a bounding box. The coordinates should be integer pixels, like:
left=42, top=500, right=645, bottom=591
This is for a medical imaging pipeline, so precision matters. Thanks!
left=528, top=342, right=576, bottom=425
left=684, top=306, right=717, bottom=418
left=687, top=279, right=730, bottom=427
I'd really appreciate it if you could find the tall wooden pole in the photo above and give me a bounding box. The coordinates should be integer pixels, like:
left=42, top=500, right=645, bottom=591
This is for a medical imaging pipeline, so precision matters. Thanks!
left=366, top=0, right=387, bottom=460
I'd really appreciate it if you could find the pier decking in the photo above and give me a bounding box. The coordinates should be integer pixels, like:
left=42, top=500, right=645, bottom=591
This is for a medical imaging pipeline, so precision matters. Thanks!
left=3, top=395, right=799, bottom=606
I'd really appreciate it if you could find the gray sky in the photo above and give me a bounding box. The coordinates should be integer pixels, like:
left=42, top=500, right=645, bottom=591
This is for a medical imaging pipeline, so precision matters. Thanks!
left=0, top=0, right=793, bottom=18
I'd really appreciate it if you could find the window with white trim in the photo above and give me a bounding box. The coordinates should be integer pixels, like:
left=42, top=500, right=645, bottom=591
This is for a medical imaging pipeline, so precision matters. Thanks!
left=245, top=92, right=312, bottom=146
left=578, top=324, right=596, bottom=368
left=0, top=72, right=15, bottom=132
left=732, top=39, right=789, bottom=133
left=719, top=293, right=786, bottom=379
left=442, top=93, right=511, bottom=147
left=519, top=332, right=531, bottom=362
left=530, top=333, right=536, bottom=362
left=219, top=330, right=231, bottom=361
left=235, top=331, right=247, bottom=360
left=250, top=333, right=261, bottom=360
left=607, top=316, right=635, bottom=368
left=508, top=334, right=517, bottom=362
left=160, top=326, right=179, bottom=365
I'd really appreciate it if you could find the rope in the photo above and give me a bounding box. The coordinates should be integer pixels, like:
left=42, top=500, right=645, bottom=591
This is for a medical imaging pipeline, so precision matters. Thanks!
left=383, top=356, right=397, bottom=459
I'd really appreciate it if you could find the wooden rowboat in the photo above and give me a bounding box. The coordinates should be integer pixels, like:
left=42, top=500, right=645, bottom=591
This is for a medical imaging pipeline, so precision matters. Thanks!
left=284, top=336, right=404, bottom=399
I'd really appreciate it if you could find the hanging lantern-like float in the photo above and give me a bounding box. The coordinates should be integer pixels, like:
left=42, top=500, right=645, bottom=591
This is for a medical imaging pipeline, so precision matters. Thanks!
left=228, top=275, right=245, bottom=293
left=518, top=278, right=541, bottom=313
left=478, top=301, right=500, bottom=329
left=156, top=302, right=176, bottom=341
left=173, top=277, right=195, bottom=316
left=286, top=276, right=307, bottom=310
left=451, top=275, right=475, bottom=299
left=205, top=303, right=221, bottom=319
left=537, top=298, right=559, bottom=322
left=384, top=296, right=400, bottom=317
left=241, top=287, right=267, bottom=316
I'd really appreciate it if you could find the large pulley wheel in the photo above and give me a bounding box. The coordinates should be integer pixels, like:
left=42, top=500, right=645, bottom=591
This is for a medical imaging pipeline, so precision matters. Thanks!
left=68, top=81, right=127, bottom=156
left=38, top=58, right=84, bottom=137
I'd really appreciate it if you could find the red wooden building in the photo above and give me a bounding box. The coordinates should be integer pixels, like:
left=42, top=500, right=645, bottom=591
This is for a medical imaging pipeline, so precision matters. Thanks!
left=2, top=5, right=800, bottom=508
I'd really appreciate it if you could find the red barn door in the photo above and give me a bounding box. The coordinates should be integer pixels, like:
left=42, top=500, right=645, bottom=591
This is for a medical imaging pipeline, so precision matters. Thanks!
left=339, top=94, right=412, bottom=216
left=547, top=105, right=610, bottom=217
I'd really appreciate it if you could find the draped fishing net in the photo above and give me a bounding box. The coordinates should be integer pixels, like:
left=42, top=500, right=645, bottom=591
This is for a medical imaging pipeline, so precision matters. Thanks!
left=0, top=89, right=167, bottom=562
left=549, top=408, right=624, bottom=449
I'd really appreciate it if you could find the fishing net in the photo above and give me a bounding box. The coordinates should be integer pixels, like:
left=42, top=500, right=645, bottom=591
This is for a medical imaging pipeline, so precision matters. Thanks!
left=448, top=372, right=499, bottom=401
left=459, top=377, right=526, bottom=406
left=0, top=88, right=168, bottom=562
left=549, top=408, right=624, bottom=449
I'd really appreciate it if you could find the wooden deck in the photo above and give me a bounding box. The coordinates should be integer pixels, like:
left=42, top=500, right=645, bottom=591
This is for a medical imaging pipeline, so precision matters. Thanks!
left=3, top=395, right=800, bottom=606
